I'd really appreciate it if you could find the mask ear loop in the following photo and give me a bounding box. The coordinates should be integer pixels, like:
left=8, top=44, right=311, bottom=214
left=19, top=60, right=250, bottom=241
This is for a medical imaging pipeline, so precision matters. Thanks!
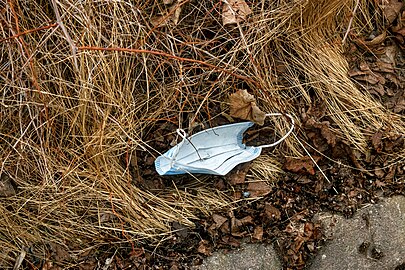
left=258, top=113, right=295, bottom=148
left=176, top=129, right=203, bottom=160
left=168, top=129, right=187, bottom=167
left=166, top=129, right=203, bottom=174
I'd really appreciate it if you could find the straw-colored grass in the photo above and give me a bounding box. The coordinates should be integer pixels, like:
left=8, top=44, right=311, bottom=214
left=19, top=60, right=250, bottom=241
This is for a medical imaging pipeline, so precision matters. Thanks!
left=1, top=0, right=404, bottom=267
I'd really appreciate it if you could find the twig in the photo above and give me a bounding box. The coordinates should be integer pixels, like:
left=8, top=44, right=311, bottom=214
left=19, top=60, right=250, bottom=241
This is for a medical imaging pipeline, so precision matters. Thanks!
left=0, top=23, right=58, bottom=43
left=51, top=0, right=78, bottom=70
left=77, top=46, right=261, bottom=88
left=342, top=0, right=360, bottom=44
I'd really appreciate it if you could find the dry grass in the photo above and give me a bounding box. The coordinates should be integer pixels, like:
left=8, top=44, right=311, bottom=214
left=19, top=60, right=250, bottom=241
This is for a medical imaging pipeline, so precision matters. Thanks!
left=1, top=0, right=404, bottom=267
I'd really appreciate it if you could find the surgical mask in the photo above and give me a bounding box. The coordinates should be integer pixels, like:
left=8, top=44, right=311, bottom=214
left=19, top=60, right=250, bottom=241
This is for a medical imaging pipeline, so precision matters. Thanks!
left=155, top=113, right=294, bottom=176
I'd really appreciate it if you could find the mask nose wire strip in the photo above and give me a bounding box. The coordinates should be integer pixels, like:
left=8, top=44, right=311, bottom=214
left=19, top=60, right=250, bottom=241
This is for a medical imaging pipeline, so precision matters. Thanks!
left=258, top=113, right=295, bottom=149
left=176, top=128, right=203, bottom=161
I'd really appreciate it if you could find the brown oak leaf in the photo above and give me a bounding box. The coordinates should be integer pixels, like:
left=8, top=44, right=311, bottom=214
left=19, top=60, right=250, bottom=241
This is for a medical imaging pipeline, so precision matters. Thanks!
left=283, top=156, right=321, bottom=175
left=247, top=181, right=272, bottom=198
left=212, top=214, right=227, bottom=229
left=229, top=89, right=266, bottom=125
left=381, top=0, right=403, bottom=24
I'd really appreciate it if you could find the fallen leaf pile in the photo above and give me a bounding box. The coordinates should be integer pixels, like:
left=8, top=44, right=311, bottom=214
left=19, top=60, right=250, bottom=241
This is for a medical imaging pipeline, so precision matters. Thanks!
left=224, top=162, right=272, bottom=199
left=348, top=1, right=405, bottom=115
left=229, top=89, right=266, bottom=125
left=349, top=54, right=405, bottom=114
left=348, top=57, right=401, bottom=95
left=282, top=221, right=323, bottom=267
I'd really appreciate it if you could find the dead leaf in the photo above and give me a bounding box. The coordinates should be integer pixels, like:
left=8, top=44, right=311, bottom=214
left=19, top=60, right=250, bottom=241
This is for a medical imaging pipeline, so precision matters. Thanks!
left=349, top=61, right=390, bottom=97
left=172, top=221, right=189, bottom=239
left=264, top=203, right=281, bottom=221
left=305, top=119, right=337, bottom=147
left=359, top=62, right=371, bottom=71
left=150, top=1, right=183, bottom=27
left=49, top=243, right=70, bottom=262
left=283, top=156, right=321, bottom=175
left=365, top=31, right=387, bottom=46
left=78, top=257, right=98, bottom=270
left=247, top=181, right=272, bottom=198
left=233, top=190, right=242, bottom=199
left=368, top=84, right=385, bottom=96
left=163, top=0, right=173, bottom=4
left=212, top=214, right=227, bottom=229
left=355, top=74, right=383, bottom=85
left=292, top=236, right=305, bottom=253
left=393, top=93, right=405, bottom=113
left=379, top=46, right=398, bottom=65
left=385, top=164, right=397, bottom=182
left=372, top=130, right=383, bottom=153
left=221, top=235, right=240, bottom=247
left=231, top=217, right=245, bottom=236
left=381, top=0, right=403, bottom=24
left=197, top=240, right=212, bottom=256
left=319, top=125, right=336, bottom=147
left=226, top=162, right=251, bottom=185
left=374, top=60, right=395, bottom=73
left=99, top=212, right=115, bottom=223
left=395, top=32, right=405, bottom=48
left=304, top=222, right=314, bottom=238
left=220, top=220, right=231, bottom=234
left=348, top=69, right=368, bottom=77
left=306, top=102, right=327, bottom=119
left=375, top=179, right=386, bottom=187
left=0, top=174, right=16, bottom=197
left=240, top=215, right=254, bottom=225
left=393, top=26, right=405, bottom=36
left=384, top=73, right=400, bottom=86
left=229, top=90, right=266, bottom=125
left=222, top=0, right=252, bottom=26
left=252, top=226, right=263, bottom=240
left=374, top=167, right=385, bottom=178
left=214, top=179, right=226, bottom=190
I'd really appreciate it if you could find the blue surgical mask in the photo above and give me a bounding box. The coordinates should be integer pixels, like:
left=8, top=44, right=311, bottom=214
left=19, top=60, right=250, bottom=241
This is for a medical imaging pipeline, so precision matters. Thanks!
left=155, top=113, right=294, bottom=176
